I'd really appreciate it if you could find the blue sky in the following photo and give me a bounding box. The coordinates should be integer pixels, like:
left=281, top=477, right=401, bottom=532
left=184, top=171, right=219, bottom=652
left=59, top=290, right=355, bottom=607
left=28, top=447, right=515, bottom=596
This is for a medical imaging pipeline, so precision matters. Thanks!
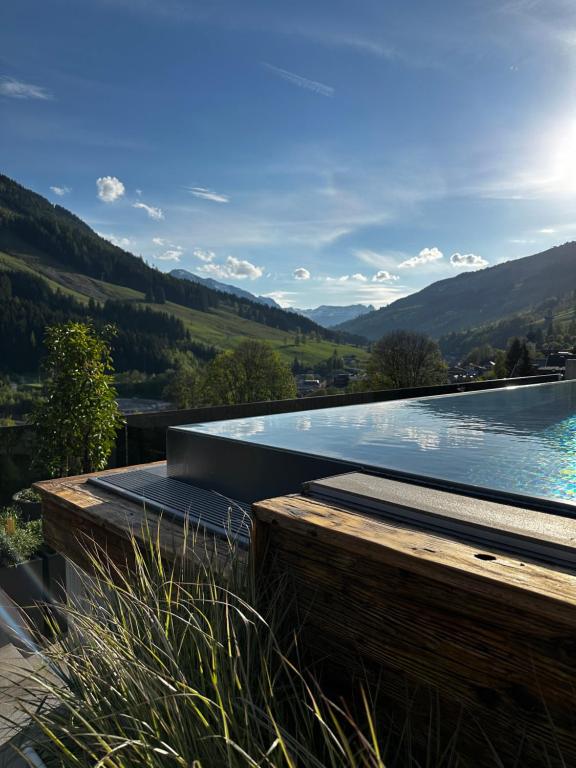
left=3, top=0, right=576, bottom=308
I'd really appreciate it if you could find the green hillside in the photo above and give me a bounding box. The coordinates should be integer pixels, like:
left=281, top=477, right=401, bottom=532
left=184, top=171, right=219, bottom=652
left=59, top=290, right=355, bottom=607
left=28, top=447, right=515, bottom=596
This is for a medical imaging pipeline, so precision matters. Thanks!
left=0, top=175, right=365, bottom=373
left=339, top=242, right=576, bottom=341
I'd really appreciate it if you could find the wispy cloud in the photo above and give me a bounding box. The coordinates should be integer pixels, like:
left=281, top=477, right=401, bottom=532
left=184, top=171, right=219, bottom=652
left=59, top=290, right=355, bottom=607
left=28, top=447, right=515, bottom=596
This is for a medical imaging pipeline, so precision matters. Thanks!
left=326, top=273, right=369, bottom=283
left=133, top=202, right=164, bottom=220
left=263, top=63, right=334, bottom=98
left=398, top=247, right=443, bottom=269
left=289, top=29, right=397, bottom=60
left=50, top=185, right=70, bottom=196
left=262, top=291, right=297, bottom=308
left=186, top=187, right=229, bottom=203
left=193, top=248, right=216, bottom=262
left=319, top=279, right=408, bottom=308
left=98, top=232, right=132, bottom=249
left=293, top=267, right=311, bottom=280
left=354, top=249, right=405, bottom=270
left=155, top=245, right=183, bottom=261
left=199, top=255, right=263, bottom=280
left=0, top=76, right=52, bottom=100
left=450, top=252, right=488, bottom=268
left=152, top=237, right=165, bottom=246
left=96, top=176, right=125, bottom=203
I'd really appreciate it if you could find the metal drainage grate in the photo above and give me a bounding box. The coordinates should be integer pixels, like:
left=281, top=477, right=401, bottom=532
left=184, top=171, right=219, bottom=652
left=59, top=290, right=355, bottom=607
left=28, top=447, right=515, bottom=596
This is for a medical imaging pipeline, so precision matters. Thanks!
left=89, top=467, right=251, bottom=546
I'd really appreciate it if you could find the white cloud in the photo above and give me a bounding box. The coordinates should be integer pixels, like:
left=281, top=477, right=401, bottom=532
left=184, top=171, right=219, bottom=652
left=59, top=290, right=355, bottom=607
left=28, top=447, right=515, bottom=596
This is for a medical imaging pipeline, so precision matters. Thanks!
left=539, top=227, right=555, bottom=234
left=135, top=188, right=142, bottom=196
left=398, top=246, right=443, bottom=269
left=97, top=232, right=132, bottom=248
left=225, top=256, right=263, bottom=279
left=326, top=273, right=369, bottom=283
left=199, top=255, right=264, bottom=280
left=293, top=267, right=311, bottom=280
left=450, top=252, right=489, bottom=268
left=320, top=280, right=408, bottom=308
left=187, top=187, right=229, bottom=203
left=263, top=291, right=297, bottom=308
left=193, top=248, right=216, bottom=262
left=0, top=77, right=52, bottom=100
left=156, top=249, right=182, bottom=262
left=133, top=202, right=164, bottom=220
left=372, top=270, right=399, bottom=282
left=263, top=63, right=334, bottom=97
left=96, top=176, right=125, bottom=203
left=152, top=240, right=182, bottom=261
left=50, top=185, right=70, bottom=196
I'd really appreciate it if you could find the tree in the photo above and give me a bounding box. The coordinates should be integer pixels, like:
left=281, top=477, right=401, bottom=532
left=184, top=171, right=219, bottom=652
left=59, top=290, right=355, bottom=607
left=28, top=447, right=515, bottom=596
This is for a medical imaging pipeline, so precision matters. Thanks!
left=493, top=350, right=507, bottom=379
left=514, top=342, right=534, bottom=377
left=368, top=330, right=446, bottom=389
left=505, top=337, right=523, bottom=376
left=33, top=322, right=124, bottom=478
left=504, top=337, right=534, bottom=377
left=203, top=340, right=296, bottom=405
left=163, top=362, right=202, bottom=409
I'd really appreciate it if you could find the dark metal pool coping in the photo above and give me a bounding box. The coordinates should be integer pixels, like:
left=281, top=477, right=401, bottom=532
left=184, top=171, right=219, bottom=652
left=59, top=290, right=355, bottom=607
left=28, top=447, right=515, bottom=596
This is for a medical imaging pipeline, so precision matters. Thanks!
left=305, top=473, right=576, bottom=569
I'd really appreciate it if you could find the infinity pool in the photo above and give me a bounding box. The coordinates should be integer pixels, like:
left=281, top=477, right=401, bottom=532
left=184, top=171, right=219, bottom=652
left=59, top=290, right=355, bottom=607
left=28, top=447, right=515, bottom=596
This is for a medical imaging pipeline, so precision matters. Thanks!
left=169, top=380, right=576, bottom=508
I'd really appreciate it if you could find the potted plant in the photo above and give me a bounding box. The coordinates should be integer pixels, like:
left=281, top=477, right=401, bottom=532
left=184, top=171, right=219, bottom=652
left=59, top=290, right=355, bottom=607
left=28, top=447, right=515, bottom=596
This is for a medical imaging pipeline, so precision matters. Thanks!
left=0, top=507, right=66, bottom=636
left=11, top=486, right=42, bottom=521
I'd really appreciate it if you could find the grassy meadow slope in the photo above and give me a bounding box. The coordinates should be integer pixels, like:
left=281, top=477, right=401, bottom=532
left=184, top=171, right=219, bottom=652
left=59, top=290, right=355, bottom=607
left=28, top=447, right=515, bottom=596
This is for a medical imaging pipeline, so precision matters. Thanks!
left=0, top=175, right=365, bottom=370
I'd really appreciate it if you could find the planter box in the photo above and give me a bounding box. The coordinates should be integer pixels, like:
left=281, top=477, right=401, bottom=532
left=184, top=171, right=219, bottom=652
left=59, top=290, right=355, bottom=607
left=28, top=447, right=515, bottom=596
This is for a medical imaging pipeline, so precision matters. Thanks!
left=0, top=549, right=66, bottom=637
left=11, top=491, right=42, bottom=522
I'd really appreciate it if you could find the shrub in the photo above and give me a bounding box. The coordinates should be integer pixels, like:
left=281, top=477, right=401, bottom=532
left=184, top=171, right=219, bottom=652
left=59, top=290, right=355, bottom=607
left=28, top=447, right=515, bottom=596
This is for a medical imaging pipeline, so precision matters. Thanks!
left=0, top=506, right=43, bottom=566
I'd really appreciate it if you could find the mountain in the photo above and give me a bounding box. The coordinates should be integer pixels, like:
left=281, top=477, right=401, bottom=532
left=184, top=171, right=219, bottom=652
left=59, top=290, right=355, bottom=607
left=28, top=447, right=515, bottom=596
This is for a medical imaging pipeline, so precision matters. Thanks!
left=339, top=242, right=576, bottom=340
left=170, top=268, right=281, bottom=308
left=0, top=174, right=363, bottom=374
left=294, top=304, right=375, bottom=328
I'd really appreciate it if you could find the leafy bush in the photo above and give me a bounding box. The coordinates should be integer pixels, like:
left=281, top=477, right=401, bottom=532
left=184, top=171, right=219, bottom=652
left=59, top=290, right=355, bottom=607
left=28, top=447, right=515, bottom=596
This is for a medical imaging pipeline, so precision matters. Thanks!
left=0, top=506, right=43, bottom=566
left=14, top=487, right=41, bottom=503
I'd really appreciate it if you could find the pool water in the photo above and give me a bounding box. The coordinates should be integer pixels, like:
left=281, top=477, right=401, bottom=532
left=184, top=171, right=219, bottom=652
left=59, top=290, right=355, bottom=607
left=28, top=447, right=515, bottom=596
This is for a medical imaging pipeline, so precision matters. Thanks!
left=182, top=380, right=576, bottom=509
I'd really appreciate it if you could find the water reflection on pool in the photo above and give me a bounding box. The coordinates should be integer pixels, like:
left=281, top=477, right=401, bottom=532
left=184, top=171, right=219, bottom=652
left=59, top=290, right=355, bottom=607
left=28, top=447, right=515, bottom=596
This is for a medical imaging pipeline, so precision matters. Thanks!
left=180, top=381, right=576, bottom=507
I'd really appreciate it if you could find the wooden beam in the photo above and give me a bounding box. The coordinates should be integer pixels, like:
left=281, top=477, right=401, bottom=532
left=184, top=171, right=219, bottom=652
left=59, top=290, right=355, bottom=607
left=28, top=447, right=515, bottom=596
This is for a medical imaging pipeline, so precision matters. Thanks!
left=253, top=493, right=576, bottom=765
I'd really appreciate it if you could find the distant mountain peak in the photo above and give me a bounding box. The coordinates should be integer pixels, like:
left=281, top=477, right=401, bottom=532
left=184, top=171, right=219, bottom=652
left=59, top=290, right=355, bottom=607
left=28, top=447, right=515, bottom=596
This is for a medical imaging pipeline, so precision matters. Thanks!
left=293, top=304, right=375, bottom=328
left=170, top=268, right=281, bottom=308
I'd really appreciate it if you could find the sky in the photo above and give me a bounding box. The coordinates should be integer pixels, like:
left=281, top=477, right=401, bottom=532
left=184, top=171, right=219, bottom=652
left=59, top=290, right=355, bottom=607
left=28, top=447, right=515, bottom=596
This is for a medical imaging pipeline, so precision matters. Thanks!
left=3, top=0, right=576, bottom=309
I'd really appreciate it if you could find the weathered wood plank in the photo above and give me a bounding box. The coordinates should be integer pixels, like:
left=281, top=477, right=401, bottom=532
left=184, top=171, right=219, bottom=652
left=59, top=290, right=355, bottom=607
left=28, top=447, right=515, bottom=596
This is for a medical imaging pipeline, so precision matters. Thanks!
left=254, top=495, right=576, bottom=622
left=253, top=493, right=576, bottom=765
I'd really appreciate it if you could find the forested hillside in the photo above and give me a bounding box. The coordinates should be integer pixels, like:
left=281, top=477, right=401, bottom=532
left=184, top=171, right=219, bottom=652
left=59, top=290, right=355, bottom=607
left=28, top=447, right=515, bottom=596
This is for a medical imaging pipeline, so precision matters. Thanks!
left=0, top=175, right=363, bottom=373
left=339, top=242, right=576, bottom=340
left=439, top=291, right=576, bottom=360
